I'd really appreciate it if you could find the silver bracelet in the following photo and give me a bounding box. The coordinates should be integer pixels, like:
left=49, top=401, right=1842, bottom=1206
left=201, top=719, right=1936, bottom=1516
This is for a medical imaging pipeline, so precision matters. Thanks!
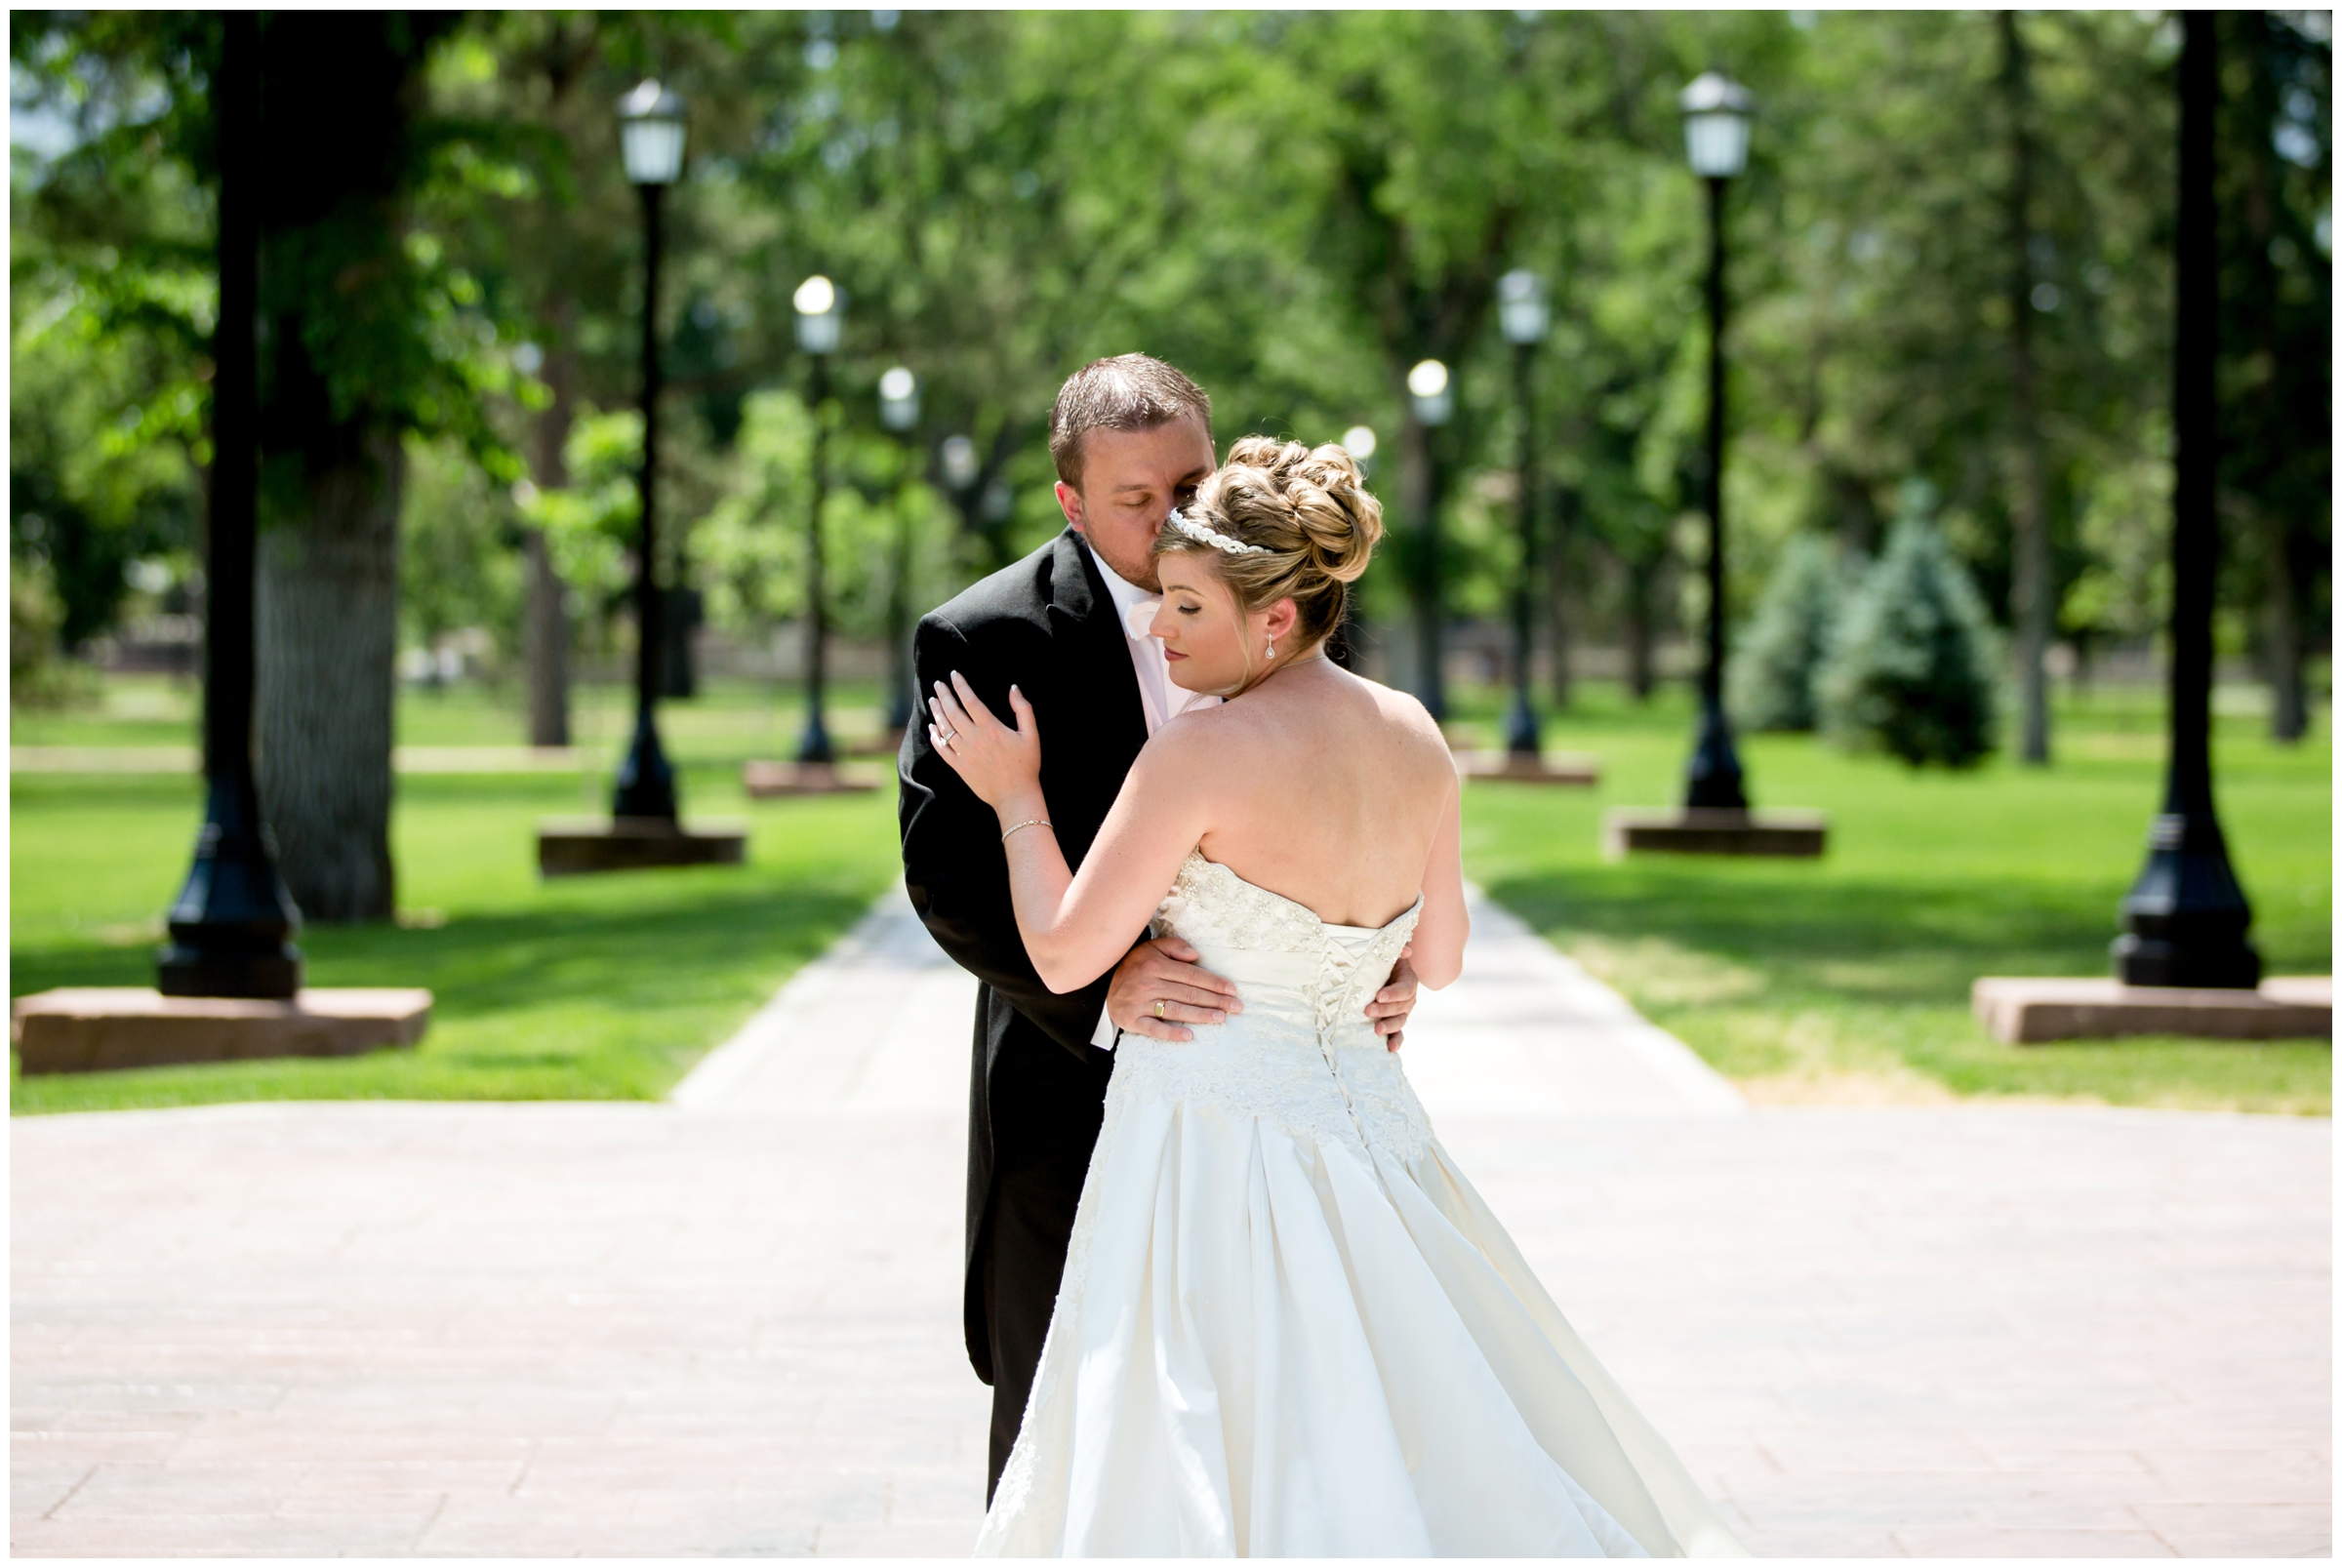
left=1000, top=818, right=1053, bottom=843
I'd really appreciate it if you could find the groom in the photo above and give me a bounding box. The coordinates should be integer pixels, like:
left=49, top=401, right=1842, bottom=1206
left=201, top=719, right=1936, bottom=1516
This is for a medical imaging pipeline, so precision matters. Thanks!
left=899, top=354, right=1420, bottom=1501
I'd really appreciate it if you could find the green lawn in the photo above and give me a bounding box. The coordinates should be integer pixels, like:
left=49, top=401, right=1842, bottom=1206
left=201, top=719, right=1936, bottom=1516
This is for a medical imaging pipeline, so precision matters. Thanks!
left=10, top=671, right=902, bottom=762
left=11, top=671, right=2332, bottom=1117
left=1447, top=680, right=2332, bottom=1115
left=11, top=766, right=903, bottom=1114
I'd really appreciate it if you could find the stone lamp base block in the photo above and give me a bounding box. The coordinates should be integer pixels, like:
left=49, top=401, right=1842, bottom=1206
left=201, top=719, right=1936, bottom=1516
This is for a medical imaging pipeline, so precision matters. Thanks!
left=536, top=817, right=748, bottom=878
left=1458, top=751, right=1601, bottom=786
left=844, top=728, right=908, bottom=760
left=1973, top=975, right=2333, bottom=1045
left=12, top=987, right=431, bottom=1076
left=742, top=760, right=882, bottom=798
left=1602, top=807, right=1829, bottom=860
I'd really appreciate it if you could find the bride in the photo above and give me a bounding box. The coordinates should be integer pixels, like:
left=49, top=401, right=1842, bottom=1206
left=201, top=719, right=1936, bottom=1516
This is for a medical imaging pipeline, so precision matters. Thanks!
left=924, top=436, right=1743, bottom=1557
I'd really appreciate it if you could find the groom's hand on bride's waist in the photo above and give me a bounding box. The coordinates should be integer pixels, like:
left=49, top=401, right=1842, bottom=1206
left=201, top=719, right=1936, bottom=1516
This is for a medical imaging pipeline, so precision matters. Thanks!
left=1367, top=946, right=1420, bottom=1052
left=1107, top=937, right=1242, bottom=1043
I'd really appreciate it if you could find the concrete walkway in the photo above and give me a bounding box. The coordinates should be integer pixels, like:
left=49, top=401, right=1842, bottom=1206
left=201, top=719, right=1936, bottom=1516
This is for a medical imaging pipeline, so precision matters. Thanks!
left=13, top=889, right=2330, bottom=1556
left=672, top=885, right=1745, bottom=1119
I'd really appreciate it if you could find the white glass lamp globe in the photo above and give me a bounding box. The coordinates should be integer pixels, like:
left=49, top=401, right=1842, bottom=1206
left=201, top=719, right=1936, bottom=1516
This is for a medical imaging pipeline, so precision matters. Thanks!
left=1680, top=71, right=1754, bottom=180
left=617, top=80, right=687, bottom=186
left=940, top=434, right=980, bottom=491
left=794, top=274, right=842, bottom=353
left=1407, top=359, right=1453, bottom=426
left=793, top=275, right=835, bottom=315
left=1340, top=425, right=1377, bottom=462
left=1498, top=269, right=1550, bottom=345
left=878, top=366, right=919, bottom=430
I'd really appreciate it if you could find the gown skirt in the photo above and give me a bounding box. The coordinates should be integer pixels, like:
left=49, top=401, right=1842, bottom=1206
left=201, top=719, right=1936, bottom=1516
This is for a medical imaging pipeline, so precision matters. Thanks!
left=975, top=855, right=1746, bottom=1558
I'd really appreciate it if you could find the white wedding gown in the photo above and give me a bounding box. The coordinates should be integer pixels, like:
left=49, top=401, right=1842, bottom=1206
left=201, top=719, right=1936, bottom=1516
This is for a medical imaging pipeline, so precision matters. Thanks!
left=975, top=853, right=1746, bottom=1557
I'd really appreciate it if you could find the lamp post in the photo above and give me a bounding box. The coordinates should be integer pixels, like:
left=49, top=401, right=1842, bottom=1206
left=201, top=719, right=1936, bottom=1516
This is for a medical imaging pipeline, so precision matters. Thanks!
left=2113, top=13, right=2259, bottom=988
left=157, top=9, right=303, bottom=998
left=1680, top=69, right=1753, bottom=812
left=611, top=79, right=686, bottom=823
left=1498, top=269, right=1550, bottom=758
left=794, top=274, right=843, bottom=765
left=1406, top=357, right=1452, bottom=720
left=878, top=365, right=919, bottom=733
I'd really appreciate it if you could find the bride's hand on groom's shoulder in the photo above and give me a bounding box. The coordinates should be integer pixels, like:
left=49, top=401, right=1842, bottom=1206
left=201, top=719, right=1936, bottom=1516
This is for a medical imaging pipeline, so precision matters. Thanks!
left=928, top=671, right=1042, bottom=810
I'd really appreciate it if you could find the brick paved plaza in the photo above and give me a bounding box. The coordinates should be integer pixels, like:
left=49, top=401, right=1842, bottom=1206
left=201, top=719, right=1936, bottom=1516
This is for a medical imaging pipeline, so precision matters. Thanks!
left=13, top=890, right=2331, bottom=1556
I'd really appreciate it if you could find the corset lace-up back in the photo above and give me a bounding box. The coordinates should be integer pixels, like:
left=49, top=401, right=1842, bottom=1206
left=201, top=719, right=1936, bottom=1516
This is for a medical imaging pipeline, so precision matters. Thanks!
left=1111, top=852, right=1432, bottom=1163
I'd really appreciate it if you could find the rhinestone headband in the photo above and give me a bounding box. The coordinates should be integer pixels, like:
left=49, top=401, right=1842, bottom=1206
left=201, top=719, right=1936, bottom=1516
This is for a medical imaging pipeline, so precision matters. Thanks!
left=1162, top=507, right=1272, bottom=557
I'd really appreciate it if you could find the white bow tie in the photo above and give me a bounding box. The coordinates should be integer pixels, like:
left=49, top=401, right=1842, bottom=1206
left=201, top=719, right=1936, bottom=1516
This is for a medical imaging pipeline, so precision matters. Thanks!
left=1124, top=597, right=1163, bottom=640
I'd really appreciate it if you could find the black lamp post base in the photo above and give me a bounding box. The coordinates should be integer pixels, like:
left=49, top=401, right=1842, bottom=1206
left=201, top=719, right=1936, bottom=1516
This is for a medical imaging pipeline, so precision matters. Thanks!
left=2112, top=934, right=2262, bottom=989
left=1503, top=693, right=1542, bottom=758
left=156, top=943, right=304, bottom=1000
left=1683, top=698, right=1749, bottom=811
left=796, top=716, right=835, bottom=767
left=611, top=708, right=679, bottom=824
left=2115, top=814, right=2261, bottom=988
left=155, top=780, right=304, bottom=1000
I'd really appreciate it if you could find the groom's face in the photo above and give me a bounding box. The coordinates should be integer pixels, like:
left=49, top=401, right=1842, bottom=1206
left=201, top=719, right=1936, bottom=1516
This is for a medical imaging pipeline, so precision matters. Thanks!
left=1055, top=416, right=1216, bottom=593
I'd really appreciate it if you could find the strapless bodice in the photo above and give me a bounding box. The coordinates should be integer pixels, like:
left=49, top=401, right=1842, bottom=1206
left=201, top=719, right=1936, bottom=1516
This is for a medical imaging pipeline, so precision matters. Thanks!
left=1107, top=851, right=1433, bottom=1161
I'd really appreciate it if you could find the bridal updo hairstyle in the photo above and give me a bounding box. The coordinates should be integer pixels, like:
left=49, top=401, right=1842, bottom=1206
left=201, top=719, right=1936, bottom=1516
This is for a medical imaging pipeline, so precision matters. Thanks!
left=1153, top=435, right=1384, bottom=655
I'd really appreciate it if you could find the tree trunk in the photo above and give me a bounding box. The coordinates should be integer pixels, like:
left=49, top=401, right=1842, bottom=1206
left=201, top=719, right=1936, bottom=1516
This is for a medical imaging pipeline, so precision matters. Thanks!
left=257, top=432, right=402, bottom=922
left=1546, top=482, right=1577, bottom=709
left=2255, top=502, right=2308, bottom=741
left=1624, top=556, right=1656, bottom=704
left=1396, top=408, right=1446, bottom=719
left=247, top=12, right=445, bottom=924
left=2229, top=15, right=2310, bottom=744
left=2000, top=11, right=2054, bottom=766
left=522, top=528, right=570, bottom=745
left=524, top=304, right=579, bottom=747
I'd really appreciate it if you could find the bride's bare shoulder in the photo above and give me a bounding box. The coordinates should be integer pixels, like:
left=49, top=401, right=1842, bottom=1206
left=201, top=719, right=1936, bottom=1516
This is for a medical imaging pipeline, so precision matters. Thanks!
left=1137, top=700, right=1257, bottom=773
left=1345, top=671, right=1452, bottom=753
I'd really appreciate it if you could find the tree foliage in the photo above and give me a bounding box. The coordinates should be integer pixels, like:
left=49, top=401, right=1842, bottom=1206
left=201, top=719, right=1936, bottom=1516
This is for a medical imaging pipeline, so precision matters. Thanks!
left=1729, top=533, right=1847, bottom=733
left=1818, top=491, right=2002, bottom=769
left=9, top=9, right=2330, bottom=734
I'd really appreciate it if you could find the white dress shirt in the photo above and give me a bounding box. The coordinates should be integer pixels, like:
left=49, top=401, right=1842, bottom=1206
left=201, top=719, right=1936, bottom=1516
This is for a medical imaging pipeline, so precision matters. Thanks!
left=1084, top=541, right=1218, bottom=1047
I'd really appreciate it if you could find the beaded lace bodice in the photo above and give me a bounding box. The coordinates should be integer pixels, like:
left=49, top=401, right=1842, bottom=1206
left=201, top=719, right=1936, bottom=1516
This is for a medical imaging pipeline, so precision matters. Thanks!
left=1109, top=851, right=1433, bottom=1164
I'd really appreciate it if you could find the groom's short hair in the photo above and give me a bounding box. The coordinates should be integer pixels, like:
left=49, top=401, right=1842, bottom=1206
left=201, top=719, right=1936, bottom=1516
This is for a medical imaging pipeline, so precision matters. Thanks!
left=1048, top=354, right=1213, bottom=492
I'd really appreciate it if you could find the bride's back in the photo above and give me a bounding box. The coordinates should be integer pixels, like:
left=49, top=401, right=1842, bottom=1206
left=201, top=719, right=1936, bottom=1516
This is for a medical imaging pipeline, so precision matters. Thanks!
left=1184, top=663, right=1453, bottom=931
left=1142, top=433, right=1457, bottom=936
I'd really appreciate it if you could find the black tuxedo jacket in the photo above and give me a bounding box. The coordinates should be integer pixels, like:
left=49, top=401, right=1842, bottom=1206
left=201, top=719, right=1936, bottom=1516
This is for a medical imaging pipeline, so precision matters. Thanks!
left=897, top=528, right=1148, bottom=1381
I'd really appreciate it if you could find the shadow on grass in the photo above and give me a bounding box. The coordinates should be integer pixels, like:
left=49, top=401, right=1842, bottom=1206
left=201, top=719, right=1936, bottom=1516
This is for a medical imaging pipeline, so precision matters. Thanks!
left=12, top=864, right=886, bottom=1115
left=11, top=877, right=874, bottom=1016
left=1484, top=863, right=2331, bottom=1112
left=1485, top=864, right=2124, bottom=1007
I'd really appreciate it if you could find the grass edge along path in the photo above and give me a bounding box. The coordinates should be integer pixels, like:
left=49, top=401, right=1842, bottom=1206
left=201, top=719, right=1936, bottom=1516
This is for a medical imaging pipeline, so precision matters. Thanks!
left=12, top=772, right=903, bottom=1115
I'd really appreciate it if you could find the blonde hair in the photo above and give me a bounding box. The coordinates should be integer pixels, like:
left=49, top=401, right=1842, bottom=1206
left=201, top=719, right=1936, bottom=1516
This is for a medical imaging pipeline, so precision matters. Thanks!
left=1152, top=435, right=1383, bottom=669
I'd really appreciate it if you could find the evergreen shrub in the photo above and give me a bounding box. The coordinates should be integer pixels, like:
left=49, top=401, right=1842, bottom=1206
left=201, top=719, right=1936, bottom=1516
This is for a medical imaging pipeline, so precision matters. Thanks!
left=1816, top=511, right=2000, bottom=767
left=1729, top=533, right=1844, bottom=732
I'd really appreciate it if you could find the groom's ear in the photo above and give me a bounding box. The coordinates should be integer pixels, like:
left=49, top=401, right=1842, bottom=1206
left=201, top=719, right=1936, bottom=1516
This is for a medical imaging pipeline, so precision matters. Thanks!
left=1055, top=479, right=1088, bottom=534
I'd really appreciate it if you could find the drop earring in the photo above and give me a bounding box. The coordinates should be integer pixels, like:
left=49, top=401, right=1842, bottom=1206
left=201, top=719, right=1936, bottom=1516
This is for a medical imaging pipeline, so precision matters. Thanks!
left=1266, top=637, right=1276, bottom=661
